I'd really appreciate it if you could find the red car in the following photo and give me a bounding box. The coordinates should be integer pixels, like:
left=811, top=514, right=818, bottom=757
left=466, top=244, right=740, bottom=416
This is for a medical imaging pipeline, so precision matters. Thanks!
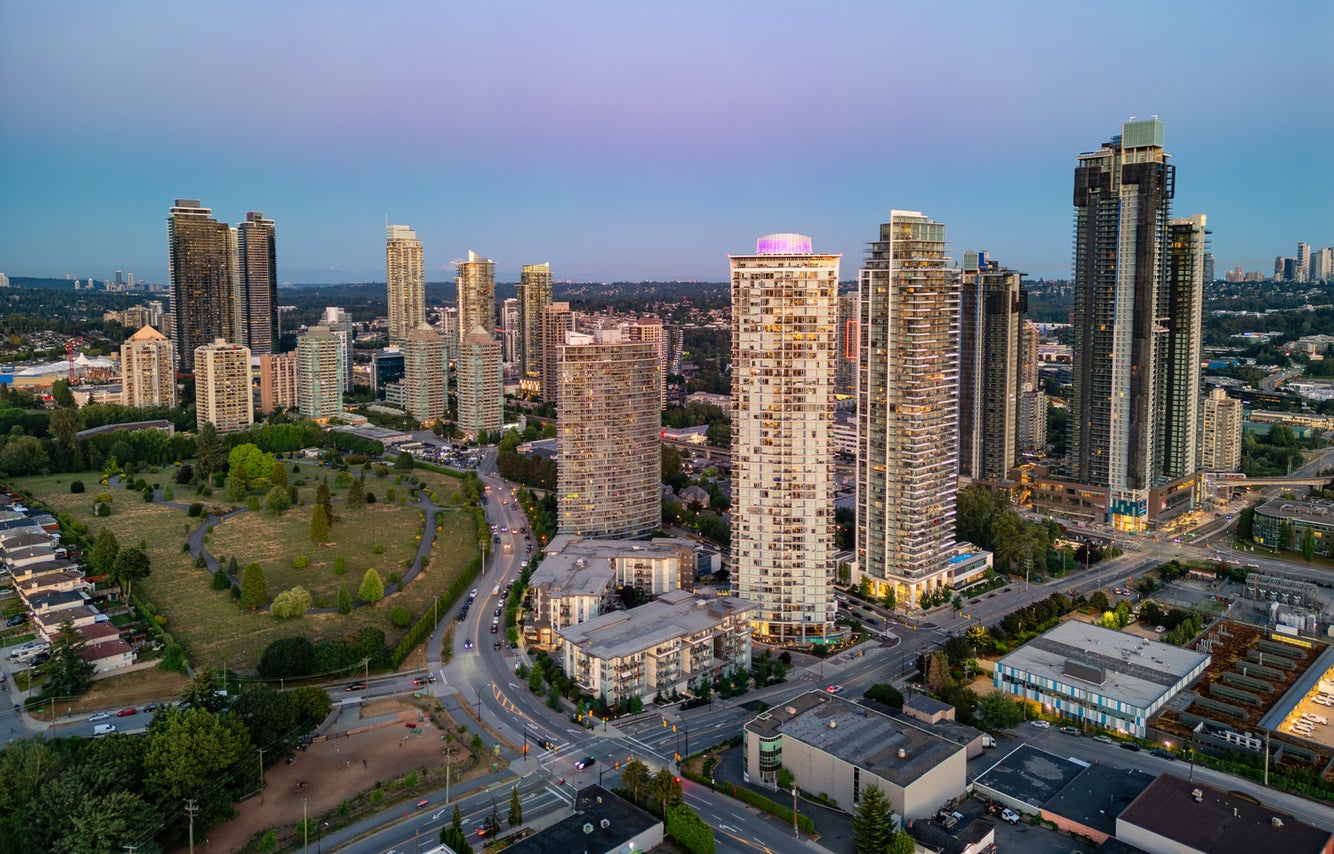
left=116, top=707, right=138, bottom=717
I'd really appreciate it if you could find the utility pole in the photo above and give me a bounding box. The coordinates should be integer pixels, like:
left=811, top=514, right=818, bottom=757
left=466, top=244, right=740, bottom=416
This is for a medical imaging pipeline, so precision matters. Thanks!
left=792, top=782, right=799, bottom=838
left=185, top=799, right=198, bottom=854
left=303, top=797, right=309, bottom=852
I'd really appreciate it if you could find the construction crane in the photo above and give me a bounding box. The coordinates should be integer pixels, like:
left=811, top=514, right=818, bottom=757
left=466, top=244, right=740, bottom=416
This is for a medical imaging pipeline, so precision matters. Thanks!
left=65, top=337, right=85, bottom=385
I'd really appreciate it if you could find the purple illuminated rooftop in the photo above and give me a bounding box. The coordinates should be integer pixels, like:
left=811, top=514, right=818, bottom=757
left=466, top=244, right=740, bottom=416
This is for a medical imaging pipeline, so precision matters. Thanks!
left=756, top=233, right=813, bottom=255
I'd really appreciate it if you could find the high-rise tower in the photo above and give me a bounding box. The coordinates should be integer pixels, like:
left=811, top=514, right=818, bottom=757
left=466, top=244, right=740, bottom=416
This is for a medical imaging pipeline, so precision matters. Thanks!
left=557, top=327, right=661, bottom=538
left=1200, top=387, right=1242, bottom=472
left=501, top=298, right=520, bottom=365
left=195, top=339, right=253, bottom=433
left=457, top=326, right=502, bottom=437
left=730, top=234, right=839, bottom=643
left=959, top=251, right=1024, bottom=483
left=297, top=325, right=344, bottom=420
left=622, top=317, right=667, bottom=409
left=236, top=211, right=278, bottom=355
left=1158, top=214, right=1207, bottom=482
left=457, top=251, right=496, bottom=348
left=541, top=302, right=574, bottom=404
left=856, top=212, right=959, bottom=609
left=168, top=200, right=233, bottom=370
left=386, top=224, right=424, bottom=346
left=322, top=307, right=354, bottom=390
left=121, top=325, right=176, bottom=408
left=402, top=322, right=448, bottom=423
left=1069, top=118, right=1191, bottom=531
left=519, top=262, right=553, bottom=379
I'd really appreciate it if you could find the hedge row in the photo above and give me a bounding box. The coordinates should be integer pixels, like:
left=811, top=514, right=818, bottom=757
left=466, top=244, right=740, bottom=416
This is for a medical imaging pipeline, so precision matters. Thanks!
left=391, top=554, right=482, bottom=665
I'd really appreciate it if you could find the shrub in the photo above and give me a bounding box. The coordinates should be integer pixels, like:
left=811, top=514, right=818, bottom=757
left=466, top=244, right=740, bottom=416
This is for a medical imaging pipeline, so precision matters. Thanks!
left=293, top=556, right=310, bottom=569
left=372, top=543, right=384, bottom=555
left=210, top=568, right=231, bottom=591
left=358, top=568, right=384, bottom=603
left=69, top=481, right=85, bottom=494
left=142, top=488, right=155, bottom=503
left=388, top=571, right=401, bottom=587
left=246, top=495, right=261, bottom=512
left=161, top=486, right=174, bottom=501
left=95, top=492, right=112, bottom=505
left=94, top=502, right=111, bottom=517
left=188, top=502, right=204, bottom=517
left=270, top=586, right=313, bottom=619
left=390, top=605, right=412, bottom=627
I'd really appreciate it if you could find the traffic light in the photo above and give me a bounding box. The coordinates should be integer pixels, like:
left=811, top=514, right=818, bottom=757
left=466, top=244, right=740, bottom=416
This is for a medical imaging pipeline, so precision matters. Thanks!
left=674, top=752, right=680, bottom=762
left=662, top=718, right=668, bottom=728
left=522, top=744, right=529, bottom=755
left=672, top=724, right=678, bottom=733
left=615, top=761, right=620, bottom=770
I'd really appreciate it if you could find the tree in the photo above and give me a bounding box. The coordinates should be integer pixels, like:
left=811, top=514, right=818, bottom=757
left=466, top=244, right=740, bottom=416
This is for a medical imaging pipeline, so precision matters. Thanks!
left=265, top=485, right=291, bottom=515
left=48, top=407, right=82, bottom=447
left=357, top=568, right=384, bottom=603
left=925, top=650, right=953, bottom=695
left=315, top=479, right=336, bottom=525
left=180, top=670, right=230, bottom=713
left=143, top=706, right=251, bottom=824
left=289, top=685, right=333, bottom=725
left=88, top=528, right=120, bottom=578
left=194, top=422, right=224, bottom=481
left=337, top=581, right=353, bottom=615
left=240, top=563, right=268, bottom=610
left=1237, top=503, right=1256, bottom=540
left=258, top=636, right=316, bottom=678
left=440, top=826, right=472, bottom=854
left=310, top=503, right=330, bottom=543
left=394, top=451, right=415, bottom=472
left=1302, top=528, right=1317, bottom=562
left=1279, top=520, right=1295, bottom=551
left=51, top=379, right=76, bottom=409
left=231, top=684, right=301, bottom=750
left=646, top=767, right=683, bottom=817
left=225, top=467, right=249, bottom=502
left=621, top=758, right=651, bottom=806
left=508, top=785, right=523, bottom=827
left=851, top=784, right=894, bottom=854
left=270, top=586, right=313, bottom=618
left=1088, top=590, right=1111, bottom=612
left=977, top=691, right=1025, bottom=729
left=886, top=830, right=916, bottom=854
left=0, top=435, right=48, bottom=476
left=111, top=546, right=152, bottom=599
left=452, top=803, right=463, bottom=831
left=863, top=683, right=904, bottom=709
left=228, top=443, right=276, bottom=486
left=346, top=476, right=365, bottom=508
left=45, top=618, right=96, bottom=699
left=270, top=459, right=289, bottom=488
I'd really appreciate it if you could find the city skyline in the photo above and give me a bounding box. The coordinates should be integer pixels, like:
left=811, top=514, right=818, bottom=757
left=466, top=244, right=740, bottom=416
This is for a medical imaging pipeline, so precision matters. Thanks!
left=2, top=3, right=1330, bottom=283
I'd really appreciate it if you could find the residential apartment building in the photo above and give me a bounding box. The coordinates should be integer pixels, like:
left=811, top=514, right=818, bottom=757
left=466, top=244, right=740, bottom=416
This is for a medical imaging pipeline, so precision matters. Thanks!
left=557, top=327, right=661, bottom=538
left=959, top=251, right=1024, bottom=483
left=457, top=250, right=496, bottom=346
left=835, top=289, right=858, bottom=399
left=1158, top=214, right=1207, bottom=482
left=541, top=301, right=574, bottom=403
left=518, top=262, right=553, bottom=379
left=457, top=326, right=501, bottom=437
left=856, top=212, right=960, bottom=610
left=1200, top=387, right=1243, bottom=472
left=168, top=199, right=233, bottom=369
left=730, top=233, right=839, bottom=643
left=501, top=298, right=520, bottom=365
left=235, top=211, right=278, bottom=355
left=258, top=351, right=298, bottom=413
left=296, top=325, right=344, bottom=419
left=622, top=317, right=668, bottom=409
left=322, top=306, right=354, bottom=390
left=120, top=325, right=176, bottom=408
left=194, top=339, right=253, bottom=432
left=385, top=224, right=424, bottom=345
left=558, top=589, right=756, bottom=706
left=402, top=322, right=447, bottom=423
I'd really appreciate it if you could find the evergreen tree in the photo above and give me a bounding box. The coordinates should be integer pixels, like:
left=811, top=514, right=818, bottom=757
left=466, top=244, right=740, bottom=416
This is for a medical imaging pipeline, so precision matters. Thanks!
left=337, top=581, right=352, bottom=614
left=310, top=503, right=330, bottom=543
left=346, top=476, right=365, bottom=508
left=316, top=478, right=336, bottom=525
left=111, top=546, right=152, bottom=599
left=210, top=566, right=231, bottom=591
left=271, top=459, right=289, bottom=488
left=452, top=803, right=463, bottom=831
left=88, top=528, right=120, bottom=577
left=851, top=784, right=893, bottom=854
left=266, top=484, right=291, bottom=515
left=46, top=617, right=95, bottom=699
left=195, top=421, right=224, bottom=480
left=439, top=826, right=472, bottom=854
left=240, top=563, right=268, bottom=610
left=1302, top=528, right=1317, bottom=562
left=357, top=568, right=384, bottom=603
left=508, top=786, right=523, bottom=827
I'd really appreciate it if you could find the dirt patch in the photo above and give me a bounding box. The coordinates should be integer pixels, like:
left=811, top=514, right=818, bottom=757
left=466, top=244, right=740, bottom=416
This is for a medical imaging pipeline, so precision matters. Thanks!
left=68, top=666, right=189, bottom=712
left=361, top=698, right=418, bottom=719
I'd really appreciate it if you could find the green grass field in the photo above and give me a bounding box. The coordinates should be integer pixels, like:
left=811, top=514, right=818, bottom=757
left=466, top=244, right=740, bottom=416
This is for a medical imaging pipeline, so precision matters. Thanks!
left=11, top=463, right=479, bottom=673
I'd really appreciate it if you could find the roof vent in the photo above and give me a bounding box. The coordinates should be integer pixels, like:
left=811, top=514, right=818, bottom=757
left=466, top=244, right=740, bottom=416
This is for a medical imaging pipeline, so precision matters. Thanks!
left=583, top=822, right=595, bottom=835
left=828, top=720, right=837, bottom=729
left=785, top=706, right=797, bottom=715
left=1191, top=788, right=1204, bottom=802
left=1272, top=817, right=1284, bottom=828
left=600, top=818, right=611, bottom=829
left=897, top=748, right=907, bottom=759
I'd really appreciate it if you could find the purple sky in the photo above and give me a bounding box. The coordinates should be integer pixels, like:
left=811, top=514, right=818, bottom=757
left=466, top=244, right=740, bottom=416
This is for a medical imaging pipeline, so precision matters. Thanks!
left=1, top=2, right=1330, bottom=283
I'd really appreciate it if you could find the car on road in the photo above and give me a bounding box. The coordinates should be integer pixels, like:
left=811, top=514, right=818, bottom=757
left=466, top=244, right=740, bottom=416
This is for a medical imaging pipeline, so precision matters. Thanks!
left=143, top=703, right=161, bottom=713
left=1029, top=720, right=1051, bottom=729
left=88, top=711, right=112, bottom=722
left=539, top=739, right=555, bottom=750
left=1059, top=726, right=1080, bottom=736
left=1001, top=808, right=1021, bottom=825
left=493, top=641, right=502, bottom=650
left=116, top=707, right=137, bottom=717
left=456, top=611, right=467, bottom=623
left=1119, top=742, right=1142, bottom=752
left=412, top=675, right=436, bottom=685
left=825, top=685, right=843, bottom=694
left=1149, top=748, right=1175, bottom=760
left=416, top=798, right=429, bottom=809
left=469, top=589, right=478, bottom=599
left=1091, top=735, right=1114, bottom=745
left=93, top=724, right=117, bottom=736
left=463, top=639, right=474, bottom=649
left=345, top=682, right=367, bottom=692
left=575, top=755, right=596, bottom=770
left=490, top=623, right=498, bottom=633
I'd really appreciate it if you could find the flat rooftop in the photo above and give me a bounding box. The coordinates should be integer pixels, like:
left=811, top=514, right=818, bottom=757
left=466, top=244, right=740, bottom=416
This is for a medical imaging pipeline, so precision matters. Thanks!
left=745, top=691, right=964, bottom=788
left=545, top=534, right=694, bottom=562
left=973, top=744, right=1085, bottom=810
left=997, top=620, right=1210, bottom=710
left=1258, top=497, right=1334, bottom=527
left=1042, top=763, right=1153, bottom=838
left=558, top=589, right=755, bottom=660
left=1118, top=773, right=1332, bottom=854
left=504, top=785, right=658, bottom=854
left=528, top=552, right=616, bottom=599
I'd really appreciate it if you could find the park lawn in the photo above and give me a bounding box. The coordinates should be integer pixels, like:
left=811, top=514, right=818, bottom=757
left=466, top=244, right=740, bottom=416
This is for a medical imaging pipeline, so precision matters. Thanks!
left=206, top=502, right=424, bottom=604
left=11, top=466, right=480, bottom=673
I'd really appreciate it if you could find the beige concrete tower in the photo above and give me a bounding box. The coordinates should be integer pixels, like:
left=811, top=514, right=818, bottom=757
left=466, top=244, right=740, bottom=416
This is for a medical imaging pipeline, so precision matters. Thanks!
left=457, top=326, right=501, bottom=437
left=622, top=317, right=667, bottom=409
left=541, top=302, right=574, bottom=404
left=1200, top=387, right=1242, bottom=472
left=856, top=211, right=959, bottom=611
left=557, top=327, right=661, bottom=538
left=518, top=262, right=553, bottom=379
left=297, top=325, right=344, bottom=420
left=258, top=352, right=298, bottom=413
left=194, top=339, right=253, bottom=433
left=403, top=322, right=448, bottom=423
left=730, top=233, right=840, bottom=644
left=120, top=325, right=176, bottom=408
left=386, top=224, right=425, bottom=345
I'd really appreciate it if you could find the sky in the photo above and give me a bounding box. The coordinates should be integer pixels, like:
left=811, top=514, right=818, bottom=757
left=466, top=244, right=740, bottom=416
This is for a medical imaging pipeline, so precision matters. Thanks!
left=1, top=1, right=1331, bottom=284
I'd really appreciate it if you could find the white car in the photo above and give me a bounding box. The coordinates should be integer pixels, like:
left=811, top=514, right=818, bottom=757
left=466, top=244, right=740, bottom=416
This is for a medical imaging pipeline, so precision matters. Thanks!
left=1001, top=808, right=1021, bottom=825
left=88, top=711, right=111, bottom=722
left=1029, top=720, right=1051, bottom=729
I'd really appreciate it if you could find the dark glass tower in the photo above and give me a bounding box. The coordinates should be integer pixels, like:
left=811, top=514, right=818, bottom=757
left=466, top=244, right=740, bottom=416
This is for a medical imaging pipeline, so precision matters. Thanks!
left=237, top=211, right=278, bottom=355
left=168, top=199, right=233, bottom=371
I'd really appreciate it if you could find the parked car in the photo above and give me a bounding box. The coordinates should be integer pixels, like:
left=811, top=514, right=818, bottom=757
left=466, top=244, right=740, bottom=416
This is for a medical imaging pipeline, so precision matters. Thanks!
left=88, top=711, right=111, bottom=722
left=116, top=707, right=138, bottom=717
left=1092, top=735, right=1114, bottom=745
left=5, top=614, right=26, bottom=627
left=1029, top=720, right=1051, bottom=729
left=1119, top=742, right=1142, bottom=752
left=1149, top=748, right=1174, bottom=760
left=1059, top=726, right=1080, bottom=736
left=1001, top=808, right=1021, bottom=825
